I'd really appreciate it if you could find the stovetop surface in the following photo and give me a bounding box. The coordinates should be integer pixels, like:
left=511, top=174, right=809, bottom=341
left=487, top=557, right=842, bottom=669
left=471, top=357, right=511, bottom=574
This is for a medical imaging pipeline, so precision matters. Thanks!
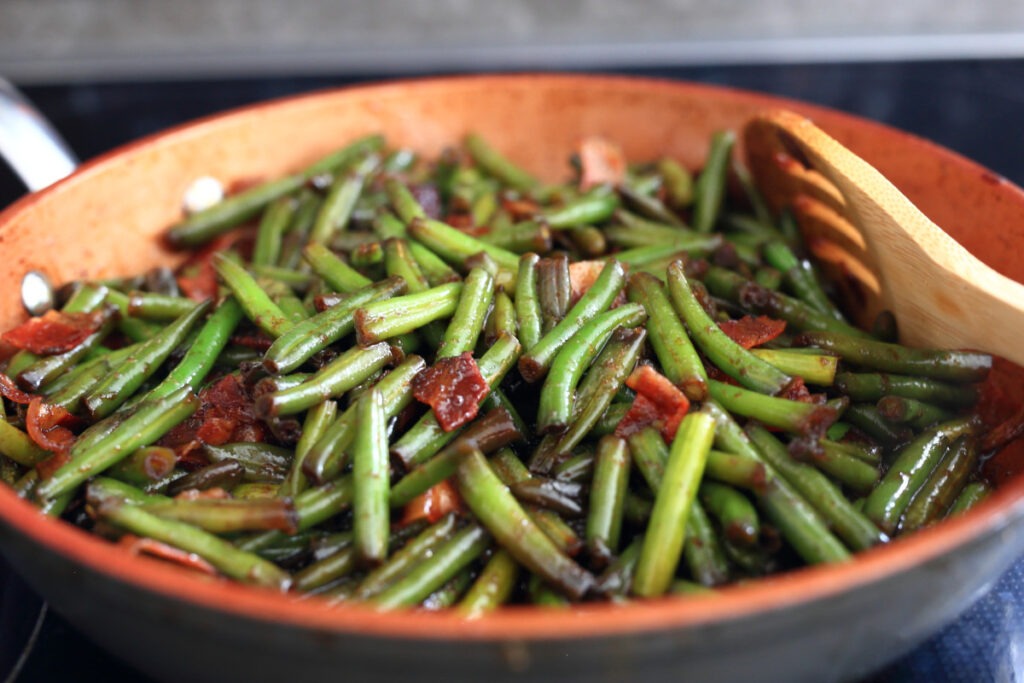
left=1, top=60, right=1023, bottom=682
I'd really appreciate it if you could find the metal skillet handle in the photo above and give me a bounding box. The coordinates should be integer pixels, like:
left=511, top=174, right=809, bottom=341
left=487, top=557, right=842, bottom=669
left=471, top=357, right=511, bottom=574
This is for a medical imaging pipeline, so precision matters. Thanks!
left=0, top=76, right=81, bottom=315
left=0, top=77, right=78, bottom=192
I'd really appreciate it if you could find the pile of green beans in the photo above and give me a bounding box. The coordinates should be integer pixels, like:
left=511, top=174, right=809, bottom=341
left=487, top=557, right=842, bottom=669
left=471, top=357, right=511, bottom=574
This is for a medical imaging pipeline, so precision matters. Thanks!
left=0, top=130, right=1006, bottom=609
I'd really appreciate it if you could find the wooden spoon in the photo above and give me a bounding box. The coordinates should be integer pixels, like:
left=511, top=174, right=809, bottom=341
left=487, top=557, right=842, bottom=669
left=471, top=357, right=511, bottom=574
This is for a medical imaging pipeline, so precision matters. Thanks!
left=744, top=109, right=1024, bottom=367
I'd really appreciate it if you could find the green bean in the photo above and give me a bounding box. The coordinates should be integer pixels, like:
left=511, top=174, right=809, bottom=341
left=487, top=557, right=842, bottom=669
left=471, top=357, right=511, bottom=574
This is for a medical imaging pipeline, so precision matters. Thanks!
left=390, top=333, right=521, bottom=468
left=302, top=356, right=424, bottom=484
left=795, top=331, right=992, bottom=383
left=422, top=569, right=474, bottom=609
left=864, top=416, right=977, bottom=534
left=536, top=253, right=571, bottom=332
left=457, top=549, right=519, bottom=616
left=465, top=133, right=539, bottom=192
left=165, top=461, right=244, bottom=497
left=592, top=403, right=630, bottom=437
left=585, top=435, right=630, bottom=558
left=351, top=388, right=390, bottom=565
left=700, top=482, right=759, bottom=547
left=480, top=220, right=552, bottom=253
left=656, top=158, right=694, bottom=207
left=520, top=260, right=626, bottom=383
left=373, top=523, right=491, bottom=609
left=539, top=328, right=646, bottom=470
left=667, top=261, right=791, bottom=395
left=389, top=407, right=521, bottom=506
left=409, top=217, right=519, bottom=272
left=484, top=292, right=515, bottom=346
left=256, top=342, right=393, bottom=417
left=97, top=499, right=290, bottom=589
left=617, top=185, right=684, bottom=227
left=633, top=412, right=715, bottom=597
left=438, top=267, right=494, bottom=358
left=814, top=441, right=880, bottom=494
left=594, top=537, right=642, bottom=597
left=384, top=239, right=430, bottom=293
left=309, top=152, right=380, bottom=244
left=843, top=404, right=913, bottom=446
left=528, top=506, right=583, bottom=556
left=355, top=282, right=462, bottom=345
left=947, top=481, right=990, bottom=517
left=282, top=400, right=337, bottom=497
left=834, top=372, right=978, bottom=408
left=213, top=254, right=292, bottom=338
left=901, top=435, right=979, bottom=532
left=202, top=442, right=292, bottom=483
left=876, top=396, right=954, bottom=430
left=263, top=276, right=406, bottom=374
left=704, top=267, right=872, bottom=339
left=537, top=303, right=646, bottom=433
left=294, top=547, right=358, bottom=592
left=702, top=400, right=851, bottom=564
left=374, top=213, right=460, bottom=286
left=37, top=387, right=199, bottom=501
left=745, top=424, right=885, bottom=551
left=148, top=298, right=243, bottom=400
left=682, top=500, right=731, bottom=587
left=627, top=272, right=708, bottom=400
left=541, top=187, right=618, bottom=228
left=488, top=448, right=532, bottom=486
left=303, top=243, right=373, bottom=293
left=749, top=348, right=838, bottom=386
left=708, top=379, right=836, bottom=437
left=355, top=514, right=459, bottom=600
left=141, top=497, right=297, bottom=534
left=762, top=240, right=845, bottom=320
left=0, top=420, right=48, bottom=467
left=456, top=447, right=593, bottom=600
left=252, top=196, right=295, bottom=267
left=166, top=176, right=306, bottom=249
left=106, top=446, right=178, bottom=488
left=692, top=131, right=735, bottom=232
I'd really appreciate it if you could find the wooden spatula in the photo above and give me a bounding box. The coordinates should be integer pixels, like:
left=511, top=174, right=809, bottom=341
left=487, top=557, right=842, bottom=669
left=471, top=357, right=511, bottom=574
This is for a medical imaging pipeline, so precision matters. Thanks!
left=744, top=109, right=1024, bottom=367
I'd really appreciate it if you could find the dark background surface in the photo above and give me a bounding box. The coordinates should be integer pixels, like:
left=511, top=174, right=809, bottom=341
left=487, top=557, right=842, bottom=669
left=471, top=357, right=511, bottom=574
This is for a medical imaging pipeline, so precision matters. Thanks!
left=1, top=60, right=1023, bottom=682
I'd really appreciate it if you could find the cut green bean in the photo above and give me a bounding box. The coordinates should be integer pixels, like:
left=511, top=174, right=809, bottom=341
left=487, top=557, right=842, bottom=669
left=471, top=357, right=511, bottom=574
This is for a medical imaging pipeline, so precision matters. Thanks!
left=456, top=447, right=593, bottom=600
left=633, top=412, right=715, bottom=598
left=627, top=272, right=707, bottom=400
left=864, top=416, right=977, bottom=534
left=668, top=261, right=791, bottom=394
left=352, top=388, right=390, bottom=565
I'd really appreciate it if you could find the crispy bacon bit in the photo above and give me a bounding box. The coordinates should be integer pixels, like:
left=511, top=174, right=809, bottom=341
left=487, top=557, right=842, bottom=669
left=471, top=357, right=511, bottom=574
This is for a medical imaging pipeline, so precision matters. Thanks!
left=568, top=260, right=606, bottom=305
left=1, top=310, right=105, bottom=355
left=119, top=535, right=218, bottom=576
left=412, top=352, right=489, bottom=432
left=577, top=136, right=626, bottom=190
left=500, top=196, right=541, bottom=221
left=26, top=397, right=76, bottom=455
left=401, top=479, right=463, bottom=526
left=176, top=233, right=237, bottom=301
left=160, top=375, right=267, bottom=458
left=615, top=365, right=691, bottom=442
left=718, top=315, right=787, bottom=349
left=0, top=373, right=35, bottom=404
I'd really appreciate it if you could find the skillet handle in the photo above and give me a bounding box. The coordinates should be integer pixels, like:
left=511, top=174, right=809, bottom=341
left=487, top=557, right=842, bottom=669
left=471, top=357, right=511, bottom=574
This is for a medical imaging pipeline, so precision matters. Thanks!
left=0, top=77, right=78, bottom=192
